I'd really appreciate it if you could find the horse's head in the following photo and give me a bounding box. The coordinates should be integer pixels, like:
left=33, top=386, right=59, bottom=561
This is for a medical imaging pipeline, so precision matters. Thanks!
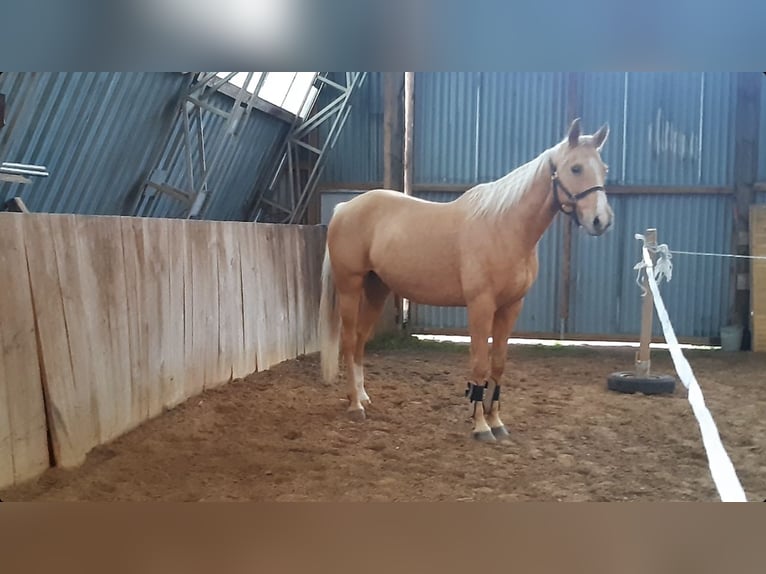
left=549, top=118, right=613, bottom=236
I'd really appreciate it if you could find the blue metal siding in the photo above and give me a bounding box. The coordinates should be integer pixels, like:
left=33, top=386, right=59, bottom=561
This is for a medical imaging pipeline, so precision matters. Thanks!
left=414, top=73, right=480, bottom=184
left=414, top=72, right=566, bottom=185
left=700, top=72, right=737, bottom=186
left=0, top=72, right=186, bottom=215
left=319, top=72, right=742, bottom=188
left=619, top=72, right=736, bottom=187
left=476, top=73, right=567, bottom=182
left=570, top=193, right=733, bottom=339
left=579, top=73, right=628, bottom=185
left=623, top=72, right=705, bottom=186
left=320, top=72, right=383, bottom=184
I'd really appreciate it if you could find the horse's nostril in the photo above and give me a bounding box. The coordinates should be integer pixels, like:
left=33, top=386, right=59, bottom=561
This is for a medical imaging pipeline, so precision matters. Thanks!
left=594, top=216, right=601, bottom=228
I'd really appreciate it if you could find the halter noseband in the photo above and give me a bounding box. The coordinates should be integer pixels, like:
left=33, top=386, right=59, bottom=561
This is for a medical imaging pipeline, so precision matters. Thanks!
left=548, top=158, right=605, bottom=226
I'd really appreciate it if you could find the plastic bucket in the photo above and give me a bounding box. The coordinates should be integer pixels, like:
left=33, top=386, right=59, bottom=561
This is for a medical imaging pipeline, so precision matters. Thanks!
left=720, top=325, right=743, bottom=352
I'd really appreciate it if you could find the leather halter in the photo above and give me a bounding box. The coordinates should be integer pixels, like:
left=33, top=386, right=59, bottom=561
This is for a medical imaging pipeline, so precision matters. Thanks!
left=548, top=157, right=605, bottom=227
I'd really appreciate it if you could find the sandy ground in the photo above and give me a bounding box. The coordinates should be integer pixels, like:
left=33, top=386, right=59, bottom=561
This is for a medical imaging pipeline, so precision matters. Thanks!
left=3, top=338, right=766, bottom=502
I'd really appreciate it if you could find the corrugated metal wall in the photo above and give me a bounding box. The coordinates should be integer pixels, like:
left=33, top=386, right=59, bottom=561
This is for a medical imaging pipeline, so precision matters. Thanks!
left=319, top=72, right=383, bottom=184
left=579, top=73, right=627, bottom=184
left=413, top=73, right=569, bottom=184
left=569, top=194, right=733, bottom=338
left=477, top=73, right=568, bottom=182
left=0, top=72, right=291, bottom=221
left=622, top=72, right=735, bottom=186
left=414, top=72, right=480, bottom=184
left=321, top=72, right=742, bottom=188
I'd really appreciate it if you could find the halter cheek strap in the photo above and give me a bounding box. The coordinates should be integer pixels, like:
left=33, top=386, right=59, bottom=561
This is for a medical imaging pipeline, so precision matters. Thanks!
left=548, top=158, right=605, bottom=226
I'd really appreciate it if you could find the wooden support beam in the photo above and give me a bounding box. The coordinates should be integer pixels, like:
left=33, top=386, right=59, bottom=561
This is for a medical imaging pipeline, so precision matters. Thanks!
left=636, top=228, right=657, bottom=376
left=381, top=73, right=406, bottom=335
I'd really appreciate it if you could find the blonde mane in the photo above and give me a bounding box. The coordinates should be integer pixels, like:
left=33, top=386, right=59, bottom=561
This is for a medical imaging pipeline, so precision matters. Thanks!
left=462, top=146, right=555, bottom=219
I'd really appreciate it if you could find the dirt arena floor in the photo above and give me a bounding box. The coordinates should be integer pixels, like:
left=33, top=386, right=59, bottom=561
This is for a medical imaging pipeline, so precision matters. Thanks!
left=3, top=337, right=766, bottom=502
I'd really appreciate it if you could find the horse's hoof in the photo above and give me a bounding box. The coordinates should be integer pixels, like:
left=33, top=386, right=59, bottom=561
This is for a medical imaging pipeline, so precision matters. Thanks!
left=472, top=430, right=496, bottom=443
left=347, top=408, right=366, bottom=422
left=491, top=425, right=510, bottom=440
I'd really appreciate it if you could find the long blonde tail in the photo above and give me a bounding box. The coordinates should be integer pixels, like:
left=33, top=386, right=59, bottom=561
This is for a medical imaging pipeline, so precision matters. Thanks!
left=318, top=244, right=340, bottom=383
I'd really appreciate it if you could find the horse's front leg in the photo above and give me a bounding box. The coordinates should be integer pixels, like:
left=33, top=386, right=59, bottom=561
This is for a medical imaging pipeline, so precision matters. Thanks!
left=486, top=300, right=524, bottom=440
left=466, top=296, right=496, bottom=442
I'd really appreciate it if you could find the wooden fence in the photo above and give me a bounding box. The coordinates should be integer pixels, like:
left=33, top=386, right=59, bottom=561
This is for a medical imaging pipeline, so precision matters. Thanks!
left=0, top=213, right=326, bottom=489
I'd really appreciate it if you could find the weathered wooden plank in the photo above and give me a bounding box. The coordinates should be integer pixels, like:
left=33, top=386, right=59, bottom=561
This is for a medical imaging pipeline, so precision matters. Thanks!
left=0, top=214, right=49, bottom=487
left=121, top=218, right=150, bottom=426
left=219, top=222, right=249, bottom=380
left=239, top=223, right=260, bottom=375
left=76, top=216, right=132, bottom=443
left=22, top=216, right=84, bottom=468
left=138, top=218, right=170, bottom=417
left=253, top=224, right=284, bottom=370
left=48, top=215, right=103, bottom=456
left=187, top=220, right=220, bottom=392
left=165, top=218, right=188, bottom=409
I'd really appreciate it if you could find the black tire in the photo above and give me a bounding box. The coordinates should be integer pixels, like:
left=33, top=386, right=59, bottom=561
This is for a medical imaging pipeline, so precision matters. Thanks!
left=607, top=371, right=676, bottom=395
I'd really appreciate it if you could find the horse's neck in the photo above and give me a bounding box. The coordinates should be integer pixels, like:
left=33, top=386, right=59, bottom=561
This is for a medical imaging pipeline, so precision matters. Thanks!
left=485, top=151, right=558, bottom=252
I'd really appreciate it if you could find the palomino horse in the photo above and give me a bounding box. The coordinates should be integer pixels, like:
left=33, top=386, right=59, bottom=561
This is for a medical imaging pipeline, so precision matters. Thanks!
left=318, top=118, right=613, bottom=441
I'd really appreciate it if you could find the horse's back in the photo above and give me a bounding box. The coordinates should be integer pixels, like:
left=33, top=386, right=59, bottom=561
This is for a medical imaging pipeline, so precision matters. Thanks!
left=328, top=189, right=436, bottom=239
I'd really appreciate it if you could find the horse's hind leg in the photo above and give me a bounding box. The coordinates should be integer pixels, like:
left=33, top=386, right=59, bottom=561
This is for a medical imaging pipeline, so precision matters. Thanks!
left=353, top=273, right=391, bottom=407
left=486, top=300, right=524, bottom=440
left=337, top=274, right=366, bottom=420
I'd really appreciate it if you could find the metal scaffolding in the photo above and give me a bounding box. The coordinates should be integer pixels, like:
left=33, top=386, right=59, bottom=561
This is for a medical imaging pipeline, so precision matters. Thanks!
left=132, top=72, right=364, bottom=223
left=250, top=72, right=367, bottom=224
left=133, top=72, right=272, bottom=219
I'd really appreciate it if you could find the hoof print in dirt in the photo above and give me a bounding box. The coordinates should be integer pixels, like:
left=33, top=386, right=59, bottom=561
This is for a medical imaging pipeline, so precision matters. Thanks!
left=606, top=371, right=676, bottom=396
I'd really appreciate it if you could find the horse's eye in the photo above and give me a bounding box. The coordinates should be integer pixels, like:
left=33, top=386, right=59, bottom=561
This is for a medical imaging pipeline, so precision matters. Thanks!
left=571, top=165, right=583, bottom=175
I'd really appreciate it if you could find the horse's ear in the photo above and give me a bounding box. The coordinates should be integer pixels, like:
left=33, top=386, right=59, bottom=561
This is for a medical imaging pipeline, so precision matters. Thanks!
left=567, top=117, right=582, bottom=147
left=592, top=123, right=610, bottom=150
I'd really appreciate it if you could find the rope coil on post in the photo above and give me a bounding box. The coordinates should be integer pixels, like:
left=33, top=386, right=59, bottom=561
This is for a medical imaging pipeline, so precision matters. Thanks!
left=633, top=233, right=747, bottom=502
left=633, top=233, right=673, bottom=296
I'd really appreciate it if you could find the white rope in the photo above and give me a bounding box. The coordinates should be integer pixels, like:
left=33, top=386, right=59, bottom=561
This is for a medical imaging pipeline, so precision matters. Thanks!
left=634, top=236, right=747, bottom=502
left=670, top=249, right=766, bottom=261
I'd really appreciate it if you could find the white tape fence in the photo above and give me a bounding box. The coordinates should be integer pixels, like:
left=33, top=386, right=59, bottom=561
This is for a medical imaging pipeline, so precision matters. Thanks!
left=634, top=234, right=747, bottom=502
